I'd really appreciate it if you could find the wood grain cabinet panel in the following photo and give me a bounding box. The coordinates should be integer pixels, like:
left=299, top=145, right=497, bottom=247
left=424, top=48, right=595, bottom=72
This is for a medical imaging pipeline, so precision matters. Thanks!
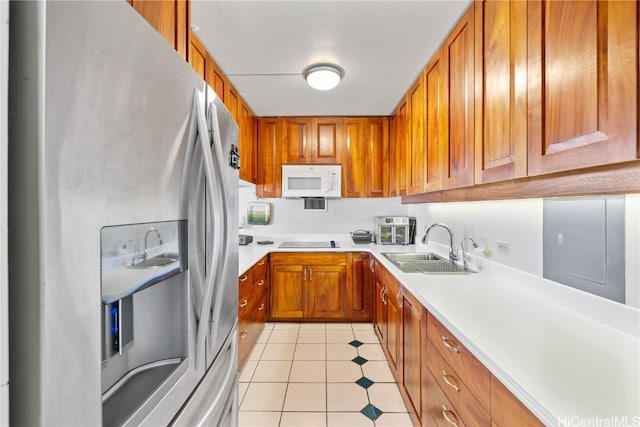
left=224, top=85, right=239, bottom=122
left=343, top=118, right=367, bottom=197
left=388, top=114, right=398, bottom=197
left=312, top=118, right=342, bottom=163
left=282, top=118, right=313, bottom=164
left=130, top=0, right=189, bottom=60
left=424, top=368, right=468, bottom=427
left=238, top=100, right=255, bottom=183
left=424, top=50, right=445, bottom=192
left=269, top=264, right=305, bottom=319
left=397, top=100, right=409, bottom=196
left=474, top=0, right=528, bottom=184
left=443, top=5, right=476, bottom=190
left=306, top=265, right=347, bottom=319
left=491, top=376, right=544, bottom=427
left=408, top=75, right=426, bottom=195
left=188, top=33, right=207, bottom=81
left=401, top=291, right=422, bottom=425
left=527, top=0, right=638, bottom=175
left=256, top=118, right=281, bottom=198
left=365, top=117, right=389, bottom=197
left=347, top=253, right=373, bottom=322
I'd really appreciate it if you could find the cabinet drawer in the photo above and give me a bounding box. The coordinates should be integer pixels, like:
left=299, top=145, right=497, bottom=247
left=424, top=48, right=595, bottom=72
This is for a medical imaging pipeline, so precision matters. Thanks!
left=426, top=340, right=490, bottom=427
left=253, top=255, right=268, bottom=280
left=491, top=376, right=543, bottom=427
left=424, top=369, right=467, bottom=427
left=427, top=312, right=491, bottom=411
left=239, top=270, right=254, bottom=300
left=270, top=252, right=346, bottom=266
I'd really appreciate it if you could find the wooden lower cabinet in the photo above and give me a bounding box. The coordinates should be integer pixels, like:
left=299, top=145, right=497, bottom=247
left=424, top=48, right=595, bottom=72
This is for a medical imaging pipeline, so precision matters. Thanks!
left=491, top=376, right=543, bottom=427
left=237, top=255, right=268, bottom=372
left=346, top=253, right=373, bottom=321
left=269, top=253, right=347, bottom=321
left=402, top=291, right=422, bottom=426
left=375, top=262, right=402, bottom=381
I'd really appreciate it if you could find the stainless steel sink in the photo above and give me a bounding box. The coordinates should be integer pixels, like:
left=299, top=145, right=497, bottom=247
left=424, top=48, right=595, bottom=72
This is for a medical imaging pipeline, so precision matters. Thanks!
left=381, top=252, right=473, bottom=275
left=128, top=252, right=179, bottom=269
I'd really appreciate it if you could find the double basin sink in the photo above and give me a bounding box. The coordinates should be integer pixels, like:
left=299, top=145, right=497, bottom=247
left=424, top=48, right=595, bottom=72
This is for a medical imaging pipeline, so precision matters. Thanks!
left=381, top=252, right=473, bottom=275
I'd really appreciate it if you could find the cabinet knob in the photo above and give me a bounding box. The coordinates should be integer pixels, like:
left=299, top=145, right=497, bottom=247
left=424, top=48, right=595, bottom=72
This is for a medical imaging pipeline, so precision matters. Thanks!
left=257, top=279, right=265, bottom=286
left=258, top=303, right=265, bottom=311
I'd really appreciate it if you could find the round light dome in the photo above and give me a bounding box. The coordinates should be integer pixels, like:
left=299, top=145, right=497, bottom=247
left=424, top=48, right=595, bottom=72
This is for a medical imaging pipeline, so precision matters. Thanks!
left=303, top=64, right=344, bottom=91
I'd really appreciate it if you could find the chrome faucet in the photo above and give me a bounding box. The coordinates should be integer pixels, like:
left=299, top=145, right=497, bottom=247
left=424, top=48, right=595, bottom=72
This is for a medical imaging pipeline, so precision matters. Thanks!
left=122, top=240, right=138, bottom=266
left=142, top=227, right=163, bottom=261
left=422, top=223, right=459, bottom=263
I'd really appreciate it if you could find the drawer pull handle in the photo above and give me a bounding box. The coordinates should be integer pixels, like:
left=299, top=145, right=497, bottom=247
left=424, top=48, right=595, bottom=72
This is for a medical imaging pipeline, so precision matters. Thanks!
left=257, top=279, right=265, bottom=286
left=441, top=336, right=460, bottom=353
left=258, top=303, right=265, bottom=311
left=441, top=404, right=459, bottom=427
left=239, top=299, right=248, bottom=308
left=240, top=330, right=248, bottom=339
left=258, top=261, right=265, bottom=265
left=442, top=370, right=460, bottom=392
left=240, top=275, right=248, bottom=282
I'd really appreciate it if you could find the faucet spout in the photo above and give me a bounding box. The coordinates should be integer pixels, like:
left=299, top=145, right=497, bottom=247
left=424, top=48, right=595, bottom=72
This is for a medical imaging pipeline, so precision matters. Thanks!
left=421, top=223, right=459, bottom=263
left=143, top=227, right=163, bottom=261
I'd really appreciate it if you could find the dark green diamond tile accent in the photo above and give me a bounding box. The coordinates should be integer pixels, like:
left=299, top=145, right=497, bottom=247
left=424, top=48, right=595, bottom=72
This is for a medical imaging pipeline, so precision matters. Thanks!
left=349, top=339, right=363, bottom=348
left=355, top=376, right=374, bottom=389
left=351, top=356, right=368, bottom=366
left=360, top=403, right=383, bottom=421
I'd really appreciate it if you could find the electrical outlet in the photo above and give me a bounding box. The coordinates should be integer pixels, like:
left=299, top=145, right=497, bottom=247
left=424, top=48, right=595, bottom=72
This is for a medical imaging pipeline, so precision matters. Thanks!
left=496, top=240, right=510, bottom=254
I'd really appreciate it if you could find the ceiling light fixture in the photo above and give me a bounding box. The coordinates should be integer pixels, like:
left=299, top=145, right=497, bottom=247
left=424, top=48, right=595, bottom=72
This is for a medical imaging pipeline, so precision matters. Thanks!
left=303, top=64, right=344, bottom=91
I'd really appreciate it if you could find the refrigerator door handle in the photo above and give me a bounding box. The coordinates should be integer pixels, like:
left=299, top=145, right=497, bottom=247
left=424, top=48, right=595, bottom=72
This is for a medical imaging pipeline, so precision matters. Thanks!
left=192, top=88, right=222, bottom=363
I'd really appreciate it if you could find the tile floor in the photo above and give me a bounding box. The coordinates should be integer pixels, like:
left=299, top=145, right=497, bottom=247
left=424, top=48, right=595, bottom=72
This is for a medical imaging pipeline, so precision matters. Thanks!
left=238, top=322, right=413, bottom=427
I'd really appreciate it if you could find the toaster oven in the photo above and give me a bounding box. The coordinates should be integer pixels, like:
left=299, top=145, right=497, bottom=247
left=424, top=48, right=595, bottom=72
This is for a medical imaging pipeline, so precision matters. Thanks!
left=376, top=216, right=416, bottom=245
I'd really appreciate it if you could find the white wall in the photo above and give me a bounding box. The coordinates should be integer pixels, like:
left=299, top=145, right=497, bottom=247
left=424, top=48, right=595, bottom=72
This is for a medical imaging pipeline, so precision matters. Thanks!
left=1, top=1, right=9, bottom=424
left=239, top=181, right=408, bottom=235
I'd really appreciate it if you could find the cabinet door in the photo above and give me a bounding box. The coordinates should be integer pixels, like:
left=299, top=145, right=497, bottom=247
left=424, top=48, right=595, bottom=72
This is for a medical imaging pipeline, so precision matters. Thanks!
left=397, top=100, right=409, bottom=195
left=269, top=265, right=305, bottom=319
left=256, top=119, right=281, bottom=198
left=389, top=114, right=398, bottom=197
left=210, top=63, right=226, bottom=101
left=347, top=253, right=372, bottom=322
left=282, top=118, right=312, bottom=164
left=402, top=292, right=422, bottom=421
left=224, top=85, right=239, bottom=122
left=238, top=100, right=255, bottom=183
left=474, top=0, right=527, bottom=184
left=527, top=0, right=638, bottom=175
left=130, top=0, right=189, bottom=60
left=408, top=75, right=426, bottom=195
left=343, top=118, right=367, bottom=197
left=386, top=287, right=402, bottom=382
left=189, top=33, right=207, bottom=80
left=491, top=376, right=543, bottom=427
left=366, top=118, right=389, bottom=197
left=311, top=118, right=341, bottom=163
left=424, top=51, right=445, bottom=192
left=373, top=279, right=387, bottom=344
left=443, top=5, right=475, bottom=189
left=307, top=265, right=347, bottom=319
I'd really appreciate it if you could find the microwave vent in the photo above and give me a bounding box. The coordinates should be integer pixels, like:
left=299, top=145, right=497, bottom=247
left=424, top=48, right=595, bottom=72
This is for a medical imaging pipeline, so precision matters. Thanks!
left=303, top=197, right=327, bottom=211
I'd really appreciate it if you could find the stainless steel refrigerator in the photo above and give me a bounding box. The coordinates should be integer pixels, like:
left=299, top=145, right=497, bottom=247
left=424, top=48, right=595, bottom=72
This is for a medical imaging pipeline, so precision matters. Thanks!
left=8, top=1, right=239, bottom=425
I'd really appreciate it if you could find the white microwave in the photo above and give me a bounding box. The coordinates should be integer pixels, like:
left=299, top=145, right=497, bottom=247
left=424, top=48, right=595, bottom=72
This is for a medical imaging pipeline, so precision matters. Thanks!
left=281, top=164, right=342, bottom=198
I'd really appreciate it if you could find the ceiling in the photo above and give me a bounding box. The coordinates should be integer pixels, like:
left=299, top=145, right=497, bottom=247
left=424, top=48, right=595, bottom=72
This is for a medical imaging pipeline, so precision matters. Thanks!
left=191, top=0, right=472, bottom=117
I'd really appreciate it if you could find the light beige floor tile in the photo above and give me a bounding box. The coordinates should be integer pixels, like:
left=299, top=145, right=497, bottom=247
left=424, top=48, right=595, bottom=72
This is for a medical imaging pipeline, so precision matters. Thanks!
left=326, top=343, right=358, bottom=360
left=263, top=322, right=275, bottom=330
left=248, top=342, right=266, bottom=361
left=326, top=323, right=353, bottom=330
left=289, top=360, right=326, bottom=382
left=326, top=330, right=355, bottom=343
left=327, top=383, right=369, bottom=412
left=280, top=412, right=327, bottom=427
left=256, top=328, right=272, bottom=344
left=240, top=382, right=287, bottom=411
left=327, top=412, right=374, bottom=427
left=361, top=361, right=395, bottom=383
left=268, top=329, right=299, bottom=344
left=294, top=343, right=326, bottom=360
left=273, top=322, right=301, bottom=331
left=357, top=344, right=386, bottom=360
left=326, top=360, right=363, bottom=382
left=297, top=329, right=326, bottom=343
left=238, top=411, right=281, bottom=427
left=353, top=329, right=380, bottom=344
left=367, top=383, right=409, bottom=413
left=261, top=343, right=296, bottom=361
left=239, top=360, right=258, bottom=382
left=283, top=383, right=327, bottom=411
left=351, top=323, right=374, bottom=331
left=238, top=382, right=249, bottom=406
left=252, top=360, right=292, bottom=382
left=300, top=322, right=327, bottom=330
left=374, top=412, right=413, bottom=426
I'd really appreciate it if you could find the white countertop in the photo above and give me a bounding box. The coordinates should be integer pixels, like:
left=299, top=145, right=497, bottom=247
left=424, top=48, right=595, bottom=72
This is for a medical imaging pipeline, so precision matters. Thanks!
left=238, top=234, right=640, bottom=426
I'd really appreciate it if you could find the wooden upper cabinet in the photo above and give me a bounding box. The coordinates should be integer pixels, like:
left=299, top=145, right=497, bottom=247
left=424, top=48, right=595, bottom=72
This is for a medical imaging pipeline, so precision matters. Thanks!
left=312, top=118, right=342, bottom=163
left=408, top=75, right=426, bottom=195
left=343, top=118, right=367, bottom=198
left=256, top=118, right=281, bottom=198
left=365, top=117, right=389, bottom=197
left=282, top=118, right=313, bottom=163
left=189, top=33, right=207, bottom=80
left=130, top=0, right=189, bottom=61
left=397, top=99, right=409, bottom=196
left=423, top=51, right=445, bottom=192
left=224, top=85, right=239, bottom=122
left=210, top=64, right=226, bottom=101
left=389, top=114, right=398, bottom=197
left=527, top=0, right=638, bottom=176
left=238, top=100, right=255, bottom=183
left=474, top=0, right=528, bottom=185
left=443, top=5, right=476, bottom=190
